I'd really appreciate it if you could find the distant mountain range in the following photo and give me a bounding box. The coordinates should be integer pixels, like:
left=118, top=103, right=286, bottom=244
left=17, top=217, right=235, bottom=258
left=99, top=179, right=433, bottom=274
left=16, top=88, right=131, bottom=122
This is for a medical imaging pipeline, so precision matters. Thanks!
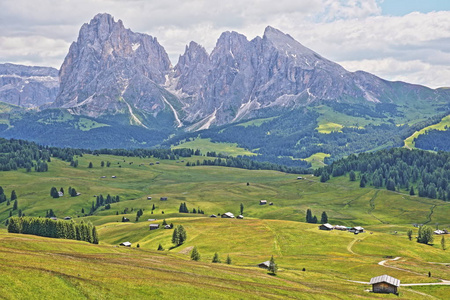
left=1, top=13, right=449, bottom=164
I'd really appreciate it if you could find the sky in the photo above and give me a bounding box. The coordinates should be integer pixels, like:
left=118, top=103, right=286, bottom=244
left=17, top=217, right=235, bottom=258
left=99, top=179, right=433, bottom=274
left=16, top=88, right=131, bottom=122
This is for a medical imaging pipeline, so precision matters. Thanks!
left=1, top=0, right=449, bottom=88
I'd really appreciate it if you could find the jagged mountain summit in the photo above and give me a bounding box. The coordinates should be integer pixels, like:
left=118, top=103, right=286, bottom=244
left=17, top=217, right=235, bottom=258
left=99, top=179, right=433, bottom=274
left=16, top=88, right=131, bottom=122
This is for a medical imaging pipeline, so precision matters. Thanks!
left=0, top=63, right=59, bottom=108
left=1, top=13, right=449, bottom=159
left=53, top=13, right=178, bottom=127
left=51, top=13, right=445, bottom=130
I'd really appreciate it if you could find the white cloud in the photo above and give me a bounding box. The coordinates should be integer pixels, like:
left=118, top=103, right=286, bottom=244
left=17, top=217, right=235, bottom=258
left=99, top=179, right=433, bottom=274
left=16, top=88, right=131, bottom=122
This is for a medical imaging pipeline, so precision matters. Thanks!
left=0, top=0, right=449, bottom=88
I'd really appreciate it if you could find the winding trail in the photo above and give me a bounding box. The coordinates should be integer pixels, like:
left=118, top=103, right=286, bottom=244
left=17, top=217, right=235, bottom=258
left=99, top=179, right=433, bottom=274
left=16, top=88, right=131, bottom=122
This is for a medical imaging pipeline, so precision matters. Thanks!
left=346, top=235, right=369, bottom=255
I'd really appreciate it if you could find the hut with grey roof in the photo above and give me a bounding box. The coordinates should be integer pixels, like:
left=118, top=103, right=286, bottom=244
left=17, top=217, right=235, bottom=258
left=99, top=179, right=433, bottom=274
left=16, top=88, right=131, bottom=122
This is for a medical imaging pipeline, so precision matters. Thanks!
left=370, top=275, right=400, bottom=294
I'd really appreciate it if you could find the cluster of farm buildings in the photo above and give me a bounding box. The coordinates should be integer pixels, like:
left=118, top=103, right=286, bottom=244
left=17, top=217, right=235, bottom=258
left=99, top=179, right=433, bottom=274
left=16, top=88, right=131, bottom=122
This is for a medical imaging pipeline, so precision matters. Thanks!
left=319, top=223, right=365, bottom=233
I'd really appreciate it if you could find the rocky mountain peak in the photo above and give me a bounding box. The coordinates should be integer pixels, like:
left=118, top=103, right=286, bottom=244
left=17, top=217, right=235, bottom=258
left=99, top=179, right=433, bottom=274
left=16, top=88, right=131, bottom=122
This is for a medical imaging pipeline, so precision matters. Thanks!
left=54, top=13, right=175, bottom=120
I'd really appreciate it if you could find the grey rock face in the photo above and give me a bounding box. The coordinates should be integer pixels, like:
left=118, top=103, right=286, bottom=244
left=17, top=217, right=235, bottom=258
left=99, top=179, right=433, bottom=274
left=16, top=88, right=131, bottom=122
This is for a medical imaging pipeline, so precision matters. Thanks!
left=53, top=13, right=175, bottom=119
left=0, top=63, right=59, bottom=107
left=172, top=26, right=443, bottom=129
left=50, top=14, right=446, bottom=130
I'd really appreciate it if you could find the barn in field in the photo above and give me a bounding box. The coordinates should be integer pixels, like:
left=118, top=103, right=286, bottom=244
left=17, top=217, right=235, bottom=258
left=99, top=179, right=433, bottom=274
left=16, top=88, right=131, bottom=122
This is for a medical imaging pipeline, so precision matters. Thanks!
left=370, top=275, right=400, bottom=294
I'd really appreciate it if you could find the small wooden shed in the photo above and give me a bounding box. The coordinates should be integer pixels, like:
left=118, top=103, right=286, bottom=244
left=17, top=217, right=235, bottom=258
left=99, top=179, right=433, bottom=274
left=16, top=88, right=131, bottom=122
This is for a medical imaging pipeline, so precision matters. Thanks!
left=221, top=212, right=235, bottom=218
left=149, top=224, right=160, bottom=230
left=259, top=200, right=267, bottom=205
left=319, top=223, right=333, bottom=230
left=160, top=197, right=168, bottom=201
left=120, top=242, right=132, bottom=247
left=258, top=261, right=270, bottom=269
left=370, top=275, right=400, bottom=294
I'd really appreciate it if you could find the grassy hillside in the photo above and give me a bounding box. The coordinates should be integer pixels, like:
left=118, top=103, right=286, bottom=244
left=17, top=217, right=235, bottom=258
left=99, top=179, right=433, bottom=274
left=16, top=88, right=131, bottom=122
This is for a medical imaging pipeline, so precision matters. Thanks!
left=173, top=138, right=256, bottom=157
left=404, top=114, right=450, bottom=149
left=0, top=153, right=449, bottom=298
left=1, top=154, right=449, bottom=227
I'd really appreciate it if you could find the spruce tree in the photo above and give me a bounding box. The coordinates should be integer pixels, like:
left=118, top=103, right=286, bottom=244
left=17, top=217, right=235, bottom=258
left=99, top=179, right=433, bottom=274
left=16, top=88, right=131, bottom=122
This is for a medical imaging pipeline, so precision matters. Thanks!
left=268, top=255, right=278, bottom=275
left=442, top=236, right=446, bottom=250
left=226, top=255, right=232, bottom=265
left=178, top=225, right=187, bottom=244
left=212, top=252, right=221, bottom=263
left=88, top=162, right=93, bottom=168
left=240, top=203, right=244, bottom=215
left=349, top=171, right=356, bottom=181
left=190, top=246, right=200, bottom=261
left=12, top=200, right=18, bottom=211
left=407, top=229, right=413, bottom=241
left=410, top=186, right=415, bottom=196
left=92, top=226, right=99, bottom=244
left=306, top=209, right=312, bottom=223
left=417, top=225, right=434, bottom=245
left=320, top=211, right=328, bottom=224
left=157, top=244, right=164, bottom=251
left=172, top=226, right=179, bottom=245
left=10, top=190, right=17, bottom=201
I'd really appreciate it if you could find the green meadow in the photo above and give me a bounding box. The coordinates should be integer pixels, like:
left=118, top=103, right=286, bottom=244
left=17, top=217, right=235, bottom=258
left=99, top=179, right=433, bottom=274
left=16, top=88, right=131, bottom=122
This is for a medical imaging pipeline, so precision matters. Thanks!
left=173, top=138, right=256, bottom=156
left=0, top=153, right=449, bottom=299
left=404, top=114, right=450, bottom=149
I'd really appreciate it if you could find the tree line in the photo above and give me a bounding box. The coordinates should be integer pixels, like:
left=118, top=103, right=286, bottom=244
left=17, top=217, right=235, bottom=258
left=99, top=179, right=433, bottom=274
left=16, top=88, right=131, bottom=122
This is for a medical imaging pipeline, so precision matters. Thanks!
left=315, top=148, right=450, bottom=201
left=186, top=156, right=310, bottom=174
left=7, top=217, right=99, bottom=244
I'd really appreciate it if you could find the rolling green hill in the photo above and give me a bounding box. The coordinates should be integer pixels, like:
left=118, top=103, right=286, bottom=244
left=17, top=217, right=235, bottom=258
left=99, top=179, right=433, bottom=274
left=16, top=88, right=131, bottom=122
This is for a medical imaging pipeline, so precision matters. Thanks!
left=0, top=151, right=449, bottom=299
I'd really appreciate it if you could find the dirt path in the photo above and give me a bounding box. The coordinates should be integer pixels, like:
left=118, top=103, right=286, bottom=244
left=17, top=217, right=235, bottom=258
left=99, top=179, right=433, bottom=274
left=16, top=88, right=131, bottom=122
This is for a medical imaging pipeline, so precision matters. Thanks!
left=346, top=235, right=369, bottom=255
left=378, top=257, right=450, bottom=284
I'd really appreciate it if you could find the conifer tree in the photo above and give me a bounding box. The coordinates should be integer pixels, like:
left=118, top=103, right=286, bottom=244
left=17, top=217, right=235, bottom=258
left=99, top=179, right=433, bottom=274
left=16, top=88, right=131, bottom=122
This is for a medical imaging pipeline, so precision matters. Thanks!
left=226, top=255, right=232, bottom=265
left=12, top=200, right=18, bottom=210
left=442, top=236, right=446, bottom=250
left=410, top=186, right=415, bottom=196
left=88, top=162, right=93, bottom=168
left=172, top=226, right=179, bottom=245
left=10, top=190, right=17, bottom=201
left=157, top=244, right=164, bottom=251
left=320, top=211, right=328, bottom=224
left=190, top=246, right=200, bottom=261
left=417, top=225, right=434, bottom=245
left=212, top=252, right=221, bottom=263
left=349, top=170, right=356, bottom=181
left=306, top=209, right=312, bottom=223
left=407, top=229, right=413, bottom=241
left=268, top=255, right=278, bottom=275
left=240, top=203, right=244, bottom=215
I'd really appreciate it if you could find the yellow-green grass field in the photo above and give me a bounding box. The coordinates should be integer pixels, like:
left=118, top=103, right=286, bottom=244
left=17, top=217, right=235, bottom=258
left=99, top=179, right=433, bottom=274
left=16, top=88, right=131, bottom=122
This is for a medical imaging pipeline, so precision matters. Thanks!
left=404, top=114, right=450, bottom=149
left=173, top=138, right=256, bottom=156
left=0, top=154, right=449, bottom=298
left=303, top=152, right=331, bottom=169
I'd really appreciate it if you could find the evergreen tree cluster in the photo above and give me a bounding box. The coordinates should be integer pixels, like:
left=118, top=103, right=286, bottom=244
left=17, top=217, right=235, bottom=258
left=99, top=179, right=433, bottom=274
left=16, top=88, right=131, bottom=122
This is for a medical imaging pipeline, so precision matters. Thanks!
left=0, top=138, right=85, bottom=172
left=315, top=148, right=450, bottom=201
left=0, top=186, right=7, bottom=203
left=186, top=156, right=309, bottom=174
left=414, top=128, right=450, bottom=151
left=92, top=148, right=195, bottom=160
left=178, top=202, right=204, bottom=214
left=179, top=202, right=189, bottom=213
left=305, top=209, right=318, bottom=224
left=7, top=217, right=98, bottom=244
left=90, top=194, right=120, bottom=215
left=417, top=225, right=434, bottom=245
left=172, top=225, right=187, bottom=246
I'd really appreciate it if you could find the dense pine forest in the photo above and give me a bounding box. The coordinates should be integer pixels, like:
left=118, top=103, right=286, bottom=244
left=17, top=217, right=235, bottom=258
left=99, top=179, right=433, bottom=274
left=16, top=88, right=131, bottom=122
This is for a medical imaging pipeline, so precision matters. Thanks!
left=0, top=138, right=309, bottom=174
left=315, top=148, right=450, bottom=201
left=415, top=129, right=450, bottom=151
left=7, top=216, right=99, bottom=244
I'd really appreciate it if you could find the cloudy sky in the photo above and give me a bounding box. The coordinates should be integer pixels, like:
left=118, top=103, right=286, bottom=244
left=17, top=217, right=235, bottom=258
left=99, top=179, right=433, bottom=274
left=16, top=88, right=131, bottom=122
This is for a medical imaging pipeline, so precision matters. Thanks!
left=1, top=0, right=449, bottom=88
